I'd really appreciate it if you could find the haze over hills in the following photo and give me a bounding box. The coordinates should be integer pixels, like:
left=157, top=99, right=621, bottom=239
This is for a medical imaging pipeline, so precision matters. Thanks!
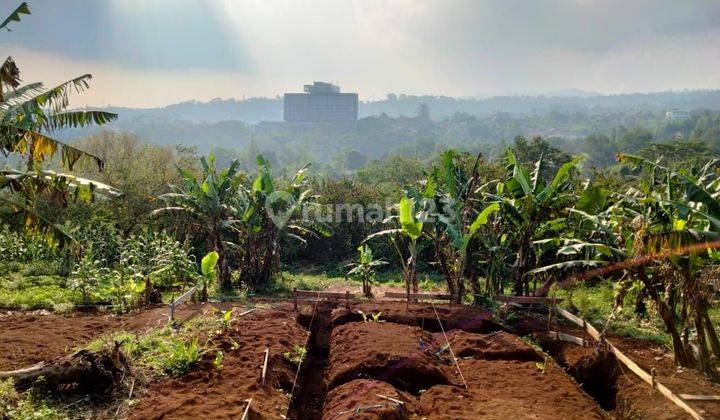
left=79, top=89, right=720, bottom=125
left=53, top=89, right=720, bottom=171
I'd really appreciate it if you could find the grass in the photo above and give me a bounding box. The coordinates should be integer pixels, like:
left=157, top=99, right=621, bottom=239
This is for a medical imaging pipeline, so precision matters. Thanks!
left=555, top=281, right=669, bottom=345
left=85, top=315, right=221, bottom=378
left=0, top=265, right=79, bottom=311
left=0, top=378, right=65, bottom=420
left=255, top=268, right=445, bottom=297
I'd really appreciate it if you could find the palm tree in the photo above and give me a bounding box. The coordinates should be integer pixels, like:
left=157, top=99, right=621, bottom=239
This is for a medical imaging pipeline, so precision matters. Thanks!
left=1, top=2, right=119, bottom=241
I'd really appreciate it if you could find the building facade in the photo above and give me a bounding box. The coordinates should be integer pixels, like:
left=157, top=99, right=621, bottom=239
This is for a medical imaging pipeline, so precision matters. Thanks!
left=284, top=82, right=358, bottom=123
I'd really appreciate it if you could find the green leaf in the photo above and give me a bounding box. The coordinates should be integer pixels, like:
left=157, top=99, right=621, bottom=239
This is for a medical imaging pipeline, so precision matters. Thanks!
left=461, top=202, right=500, bottom=253
left=0, top=2, right=30, bottom=31
left=201, top=251, right=219, bottom=277
left=576, top=186, right=606, bottom=214
left=399, top=196, right=423, bottom=240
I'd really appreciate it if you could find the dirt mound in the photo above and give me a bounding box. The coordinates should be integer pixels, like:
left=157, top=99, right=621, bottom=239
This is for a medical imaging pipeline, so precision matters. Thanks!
left=331, top=303, right=498, bottom=333
left=129, top=308, right=307, bottom=419
left=449, top=331, right=543, bottom=362
left=326, top=322, right=456, bottom=394
left=0, top=303, right=215, bottom=370
left=321, top=379, right=416, bottom=419
left=418, top=358, right=605, bottom=419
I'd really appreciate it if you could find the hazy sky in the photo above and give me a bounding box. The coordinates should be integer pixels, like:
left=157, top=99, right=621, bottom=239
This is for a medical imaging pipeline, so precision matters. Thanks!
left=2, top=0, right=719, bottom=108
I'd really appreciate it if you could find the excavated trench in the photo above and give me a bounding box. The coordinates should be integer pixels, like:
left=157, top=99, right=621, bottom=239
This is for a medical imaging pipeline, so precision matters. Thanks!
left=287, top=303, right=609, bottom=419
left=538, top=337, right=620, bottom=411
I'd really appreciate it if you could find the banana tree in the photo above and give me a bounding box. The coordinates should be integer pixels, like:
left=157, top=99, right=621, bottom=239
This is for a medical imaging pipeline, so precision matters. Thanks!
left=0, top=2, right=118, bottom=241
left=613, top=154, right=720, bottom=370
left=365, top=195, right=424, bottom=300
left=154, top=155, right=243, bottom=292
left=424, top=151, right=501, bottom=302
left=344, top=244, right=386, bottom=297
left=490, top=149, right=578, bottom=295
left=233, top=155, right=330, bottom=287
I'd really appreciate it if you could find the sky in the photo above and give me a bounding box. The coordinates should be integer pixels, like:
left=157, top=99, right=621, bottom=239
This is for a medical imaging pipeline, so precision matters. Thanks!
left=2, top=0, right=719, bottom=108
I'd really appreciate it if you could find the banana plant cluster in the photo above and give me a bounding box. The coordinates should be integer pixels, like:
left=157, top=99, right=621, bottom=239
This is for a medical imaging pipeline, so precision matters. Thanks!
left=156, top=154, right=329, bottom=295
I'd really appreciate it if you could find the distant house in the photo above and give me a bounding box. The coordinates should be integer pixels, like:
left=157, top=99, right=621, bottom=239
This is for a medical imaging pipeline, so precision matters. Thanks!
left=284, top=82, right=358, bottom=123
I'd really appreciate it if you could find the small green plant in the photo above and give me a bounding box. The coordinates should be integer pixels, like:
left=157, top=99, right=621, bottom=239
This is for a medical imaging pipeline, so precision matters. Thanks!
left=0, top=378, right=62, bottom=419
left=159, top=338, right=206, bottom=376
left=357, top=310, right=383, bottom=323
left=219, top=309, right=233, bottom=334
left=344, top=245, right=387, bottom=297
left=283, top=345, right=307, bottom=365
left=534, top=361, right=547, bottom=374
left=199, top=251, right=219, bottom=301
left=213, top=351, right=224, bottom=370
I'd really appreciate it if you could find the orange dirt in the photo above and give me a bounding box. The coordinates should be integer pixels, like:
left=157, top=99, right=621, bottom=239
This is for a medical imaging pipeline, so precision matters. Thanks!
left=520, top=313, right=720, bottom=419
left=128, top=307, right=308, bottom=420
left=0, top=303, right=212, bottom=370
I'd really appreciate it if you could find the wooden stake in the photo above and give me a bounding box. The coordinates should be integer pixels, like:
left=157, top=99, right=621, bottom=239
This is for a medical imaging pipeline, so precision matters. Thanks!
left=238, top=308, right=257, bottom=317
left=345, top=291, right=350, bottom=310
left=582, top=319, right=587, bottom=347
left=242, top=398, right=252, bottom=420
left=293, top=288, right=298, bottom=311
left=651, top=368, right=657, bottom=391
left=261, top=348, right=270, bottom=386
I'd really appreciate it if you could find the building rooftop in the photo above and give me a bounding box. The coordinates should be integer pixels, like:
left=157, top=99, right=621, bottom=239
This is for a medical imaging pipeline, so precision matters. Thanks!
left=303, top=81, right=340, bottom=94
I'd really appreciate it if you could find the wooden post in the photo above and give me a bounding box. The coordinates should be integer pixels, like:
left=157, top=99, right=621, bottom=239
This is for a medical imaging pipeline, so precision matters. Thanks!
left=293, top=288, right=298, bottom=312
left=242, top=398, right=252, bottom=420
left=345, top=291, right=350, bottom=310
left=582, top=319, right=587, bottom=347
left=261, top=348, right=270, bottom=386
left=168, top=303, right=175, bottom=322
left=651, top=368, right=657, bottom=392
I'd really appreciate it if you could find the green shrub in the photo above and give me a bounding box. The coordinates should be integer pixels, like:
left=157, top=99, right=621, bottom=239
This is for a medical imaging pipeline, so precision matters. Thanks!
left=159, top=339, right=206, bottom=376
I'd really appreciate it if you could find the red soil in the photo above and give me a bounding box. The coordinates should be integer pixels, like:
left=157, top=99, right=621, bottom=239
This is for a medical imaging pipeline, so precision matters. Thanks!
left=0, top=303, right=211, bottom=370
left=321, top=304, right=605, bottom=419
left=322, top=379, right=416, bottom=419
left=326, top=322, right=456, bottom=392
left=521, top=313, right=720, bottom=419
left=129, top=307, right=308, bottom=420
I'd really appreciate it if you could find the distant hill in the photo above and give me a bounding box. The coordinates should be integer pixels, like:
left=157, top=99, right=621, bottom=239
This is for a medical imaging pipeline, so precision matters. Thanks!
left=53, top=90, right=720, bottom=165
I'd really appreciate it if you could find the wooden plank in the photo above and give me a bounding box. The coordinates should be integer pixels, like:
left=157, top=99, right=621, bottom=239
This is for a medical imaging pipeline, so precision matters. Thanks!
left=384, top=291, right=453, bottom=300
left=174, top=285, right=198, bottom=307
left=260, top=348, right=270, bottom=386
left=555, top=306, right=704, bottom=420
left=494, top=296, right=563, bottom=304
left=679, top=395, right=720, bottom=401
left=294, top=290, right=354, bottom=299
left=241, top=398, right=252, bottom=420
left=548, top=331, right=586, bottom=346
left=607, top=341, right=703, bottom=419
left=238, top=308, right=257, bottom=317
left=168, top=286, right=198, bottom=321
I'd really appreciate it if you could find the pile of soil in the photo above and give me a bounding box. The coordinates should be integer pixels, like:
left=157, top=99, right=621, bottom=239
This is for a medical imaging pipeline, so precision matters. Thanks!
left=129, top=308, right=308, bottom=419
left=322, top=379, right=415, bottom=419
left=332, top=302, right=497, bottom=333
left=319, top=304, right=605, bottom=419
left=0, top=303, right=212, bottom=370
left=326, top=322, right=455, bottom=393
